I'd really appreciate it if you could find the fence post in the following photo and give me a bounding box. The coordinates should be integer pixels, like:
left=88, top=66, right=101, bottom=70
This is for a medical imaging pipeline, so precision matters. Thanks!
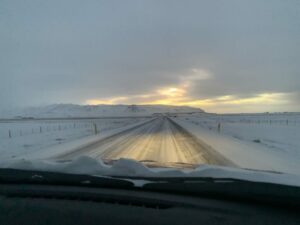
left=8, top=130, right=11, bottom=138
left=217, top=122, right=221, bottom=133
left=93, top=123, right=98, bottom=135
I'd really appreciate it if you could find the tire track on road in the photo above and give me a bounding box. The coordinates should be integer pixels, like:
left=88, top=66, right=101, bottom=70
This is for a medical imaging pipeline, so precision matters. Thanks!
left=56, top=116, right=236, bottom=168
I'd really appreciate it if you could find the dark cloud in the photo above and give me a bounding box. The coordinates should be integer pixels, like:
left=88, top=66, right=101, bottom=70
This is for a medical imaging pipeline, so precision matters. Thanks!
left=0, top=0, right=299, bottom=112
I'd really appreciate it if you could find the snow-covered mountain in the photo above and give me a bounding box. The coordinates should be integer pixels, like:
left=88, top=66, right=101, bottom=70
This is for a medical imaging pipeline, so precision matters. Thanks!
left=1, top=104, right=205, bottom=118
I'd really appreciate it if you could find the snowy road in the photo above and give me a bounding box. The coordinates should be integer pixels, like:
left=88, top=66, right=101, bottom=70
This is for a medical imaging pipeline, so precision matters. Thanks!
left=57, top=117, right=235, bottom=168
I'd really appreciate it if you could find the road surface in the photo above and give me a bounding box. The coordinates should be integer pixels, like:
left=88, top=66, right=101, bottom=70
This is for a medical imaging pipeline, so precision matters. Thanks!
left=57, top=117, right=235, bottom=168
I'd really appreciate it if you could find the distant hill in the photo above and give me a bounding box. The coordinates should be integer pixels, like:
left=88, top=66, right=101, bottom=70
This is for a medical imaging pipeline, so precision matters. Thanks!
left=0, top=104, right=205, bottom=118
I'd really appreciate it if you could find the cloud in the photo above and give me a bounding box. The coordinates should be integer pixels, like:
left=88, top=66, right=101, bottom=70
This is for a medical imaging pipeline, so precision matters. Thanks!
left=182, top=92, right=299, bottom=113
left=85, top=68, right=212, bottom=106
left=1, top=0, right=299, bottom=112
left=85, top=66, right=300, bottom=113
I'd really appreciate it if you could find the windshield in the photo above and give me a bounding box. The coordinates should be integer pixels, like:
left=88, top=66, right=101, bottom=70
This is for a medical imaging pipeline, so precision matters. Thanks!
left=1, top=1, right=299, bottom=184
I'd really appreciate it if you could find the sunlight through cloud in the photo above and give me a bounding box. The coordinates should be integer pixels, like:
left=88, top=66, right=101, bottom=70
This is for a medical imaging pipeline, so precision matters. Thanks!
left=85, top=68, right=294, bottom=113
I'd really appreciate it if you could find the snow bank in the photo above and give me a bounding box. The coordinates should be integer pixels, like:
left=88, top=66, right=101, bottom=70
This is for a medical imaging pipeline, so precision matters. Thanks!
left=172, top=116, right=300, bottom=175
left=1, top=156, right=300, bottom=187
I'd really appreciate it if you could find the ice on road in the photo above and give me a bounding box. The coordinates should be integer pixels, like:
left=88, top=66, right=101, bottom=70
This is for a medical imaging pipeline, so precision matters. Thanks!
left=57, top=117, right=234, bottom=167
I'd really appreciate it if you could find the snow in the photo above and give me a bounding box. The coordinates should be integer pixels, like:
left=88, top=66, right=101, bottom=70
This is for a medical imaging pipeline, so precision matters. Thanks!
left=1, top=155, right=300, bottom=187
left=1, top=109, right=300, bottom=187
left=25, top=118, right=155, bottom=160
left=172, top=113, right=300, bottom=175
left=0, top=118, right=148, bottom=160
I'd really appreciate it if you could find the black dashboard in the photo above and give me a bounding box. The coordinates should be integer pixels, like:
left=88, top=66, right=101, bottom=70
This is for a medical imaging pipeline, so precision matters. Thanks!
left=0, top=183, right=299, bottom=225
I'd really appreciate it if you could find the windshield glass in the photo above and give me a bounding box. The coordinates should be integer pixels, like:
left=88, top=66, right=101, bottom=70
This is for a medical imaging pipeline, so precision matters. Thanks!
left=1, top=0, right=299, bottom=184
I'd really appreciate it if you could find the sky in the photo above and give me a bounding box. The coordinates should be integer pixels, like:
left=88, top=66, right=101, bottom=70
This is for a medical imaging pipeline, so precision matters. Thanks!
left=1, top=0, right=300, bottom=113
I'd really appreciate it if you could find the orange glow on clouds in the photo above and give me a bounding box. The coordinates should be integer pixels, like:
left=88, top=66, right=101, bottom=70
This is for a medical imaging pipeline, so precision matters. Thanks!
left=86, top=96, right=129, bottom=105
left=86, top=91, right=293, bottom=113
left=157, top=87, right=186, bottom=97
left=84, top=68, right=295, bottom=113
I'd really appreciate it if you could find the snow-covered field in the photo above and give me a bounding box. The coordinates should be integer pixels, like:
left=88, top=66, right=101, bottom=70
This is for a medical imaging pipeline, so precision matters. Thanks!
left=0, top=103, right=201, bottom=164
left=173, top=113, right=300, bottom=174
left=0, top=118, right=146, bottom=160
left=1, top=108, right=300, bottom=180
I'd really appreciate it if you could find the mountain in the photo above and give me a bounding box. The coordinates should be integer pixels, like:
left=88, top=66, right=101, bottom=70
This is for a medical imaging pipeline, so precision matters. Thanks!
left=0, top=104, right=205, bottom=118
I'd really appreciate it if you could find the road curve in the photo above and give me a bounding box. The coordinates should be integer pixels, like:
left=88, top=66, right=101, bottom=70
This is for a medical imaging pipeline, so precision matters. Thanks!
left=57, top=117, right=235, bottom=168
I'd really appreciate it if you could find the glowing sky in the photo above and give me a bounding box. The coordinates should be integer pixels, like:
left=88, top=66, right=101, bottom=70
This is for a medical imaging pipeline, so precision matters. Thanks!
left=1, top=0, right=300, bottom=113
left=85, top=69, right=298, bottom=113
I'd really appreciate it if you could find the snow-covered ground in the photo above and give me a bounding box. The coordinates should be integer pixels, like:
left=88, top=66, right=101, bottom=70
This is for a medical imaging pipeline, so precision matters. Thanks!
left=1, top=110, right=300, bottom=185
left=173, top=113, right=300, bottom=175
left=0, top=118, right=146, bottom=161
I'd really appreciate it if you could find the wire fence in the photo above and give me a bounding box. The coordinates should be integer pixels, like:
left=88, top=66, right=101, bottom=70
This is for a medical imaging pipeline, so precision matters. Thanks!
left=185, top=117, right=300, bottom=134
left=0, top=122, right=99, bottom=140
left=0, top=118, right=141, bottom=140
